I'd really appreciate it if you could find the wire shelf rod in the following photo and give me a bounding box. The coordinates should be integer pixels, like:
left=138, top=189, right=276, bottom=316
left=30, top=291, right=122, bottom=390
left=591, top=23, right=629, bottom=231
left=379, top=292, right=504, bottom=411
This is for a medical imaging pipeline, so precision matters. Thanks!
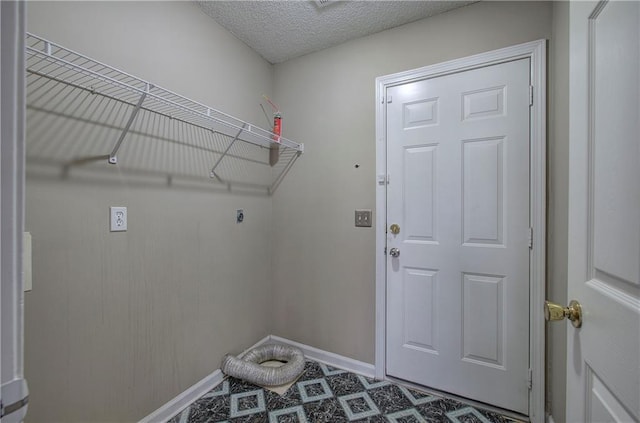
left=27, top=69, right=279, bottom=161
left=26, top=48, right=148, bottom=108
left=29, top=35, right=149, bottom=89
left=26, top=33, right=303, bottom=153
left=29, top=101, right=271, bottom=170
left=26, top=33, right=303, bottom=194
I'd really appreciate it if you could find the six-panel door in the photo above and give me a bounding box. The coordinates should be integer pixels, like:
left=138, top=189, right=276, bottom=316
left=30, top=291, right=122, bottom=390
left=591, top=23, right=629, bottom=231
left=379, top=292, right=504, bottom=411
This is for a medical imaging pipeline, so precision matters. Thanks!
left=386, top=58, right=531, bottom=414
left=567, top=2, right=640, bottom=422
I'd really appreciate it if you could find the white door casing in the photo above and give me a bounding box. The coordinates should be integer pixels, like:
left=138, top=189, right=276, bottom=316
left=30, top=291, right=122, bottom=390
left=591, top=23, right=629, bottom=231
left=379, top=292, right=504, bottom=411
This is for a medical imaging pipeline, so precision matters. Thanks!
left=375, top=40, right=546, bottom=423
left=1, top=1, right=29, bottom=422
left=567, top=1, right=640, bottom=422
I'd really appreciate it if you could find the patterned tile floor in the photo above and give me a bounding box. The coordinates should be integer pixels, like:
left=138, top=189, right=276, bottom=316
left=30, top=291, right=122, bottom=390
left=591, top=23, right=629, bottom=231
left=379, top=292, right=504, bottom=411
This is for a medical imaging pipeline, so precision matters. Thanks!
left=168, top=361, right=522, bottom=423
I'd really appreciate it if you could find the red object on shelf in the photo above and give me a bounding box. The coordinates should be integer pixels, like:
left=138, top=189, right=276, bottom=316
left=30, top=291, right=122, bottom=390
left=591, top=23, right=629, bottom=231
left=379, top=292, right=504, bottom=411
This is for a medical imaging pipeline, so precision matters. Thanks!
left=273, top=112, right=282, bottom=142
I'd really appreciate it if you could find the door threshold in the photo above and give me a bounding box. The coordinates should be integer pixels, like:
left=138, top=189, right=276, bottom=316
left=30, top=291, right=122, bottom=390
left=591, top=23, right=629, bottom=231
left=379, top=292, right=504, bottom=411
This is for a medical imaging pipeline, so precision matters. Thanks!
left=384, top=375, right=529, bottom=423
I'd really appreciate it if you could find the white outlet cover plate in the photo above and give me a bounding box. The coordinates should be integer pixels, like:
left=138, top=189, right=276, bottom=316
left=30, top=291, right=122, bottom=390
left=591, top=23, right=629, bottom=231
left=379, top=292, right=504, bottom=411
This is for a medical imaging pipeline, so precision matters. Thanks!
left=110, top=207, right=127, bottom=232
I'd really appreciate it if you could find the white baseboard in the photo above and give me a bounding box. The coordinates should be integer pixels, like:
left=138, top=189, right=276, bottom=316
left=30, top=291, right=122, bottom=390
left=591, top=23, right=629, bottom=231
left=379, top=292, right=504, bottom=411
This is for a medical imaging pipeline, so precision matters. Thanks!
left=268, top=335, right=376, bottom=379
left=138, top=335, right=375, bottom=422
left=138, top=369, right=224, bottom=423
left=138, top=335, right=271, bottom=423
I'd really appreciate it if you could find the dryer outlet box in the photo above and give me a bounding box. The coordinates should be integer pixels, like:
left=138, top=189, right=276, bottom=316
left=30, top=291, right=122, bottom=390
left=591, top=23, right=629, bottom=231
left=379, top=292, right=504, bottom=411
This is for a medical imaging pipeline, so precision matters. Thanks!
left=355, top=210, right=372, bottom=227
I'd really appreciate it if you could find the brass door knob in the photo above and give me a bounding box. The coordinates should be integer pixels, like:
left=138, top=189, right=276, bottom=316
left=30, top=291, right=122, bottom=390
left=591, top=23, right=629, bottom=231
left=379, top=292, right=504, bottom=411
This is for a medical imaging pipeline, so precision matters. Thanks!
left=390, top=224, right=400, bottom=235
left=544, top=300, right=582, bottom=328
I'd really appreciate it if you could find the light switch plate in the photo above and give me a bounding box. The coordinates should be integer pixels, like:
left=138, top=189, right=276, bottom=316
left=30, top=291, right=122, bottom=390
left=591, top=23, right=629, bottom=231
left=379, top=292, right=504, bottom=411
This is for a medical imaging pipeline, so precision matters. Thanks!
left=355, top=209, right=372, bottom=227
left=110, top=207, right=127, bottom=232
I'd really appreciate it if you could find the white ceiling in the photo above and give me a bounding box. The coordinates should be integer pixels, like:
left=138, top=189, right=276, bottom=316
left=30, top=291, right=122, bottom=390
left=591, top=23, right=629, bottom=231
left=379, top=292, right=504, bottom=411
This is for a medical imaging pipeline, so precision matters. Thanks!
left=197, top=1, right=477, bottom=64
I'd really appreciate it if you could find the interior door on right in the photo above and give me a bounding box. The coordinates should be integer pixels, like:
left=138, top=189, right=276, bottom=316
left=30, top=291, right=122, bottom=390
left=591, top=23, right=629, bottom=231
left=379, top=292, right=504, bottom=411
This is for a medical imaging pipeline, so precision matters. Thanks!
left=385, top=58, right=531, bottom=414
left=567, top=1, right=640, bottom=422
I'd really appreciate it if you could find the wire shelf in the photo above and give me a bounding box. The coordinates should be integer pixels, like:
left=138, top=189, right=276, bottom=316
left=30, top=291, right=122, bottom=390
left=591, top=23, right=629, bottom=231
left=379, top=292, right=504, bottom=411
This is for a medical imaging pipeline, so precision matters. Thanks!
left=25, top=33, right=303, bottom=194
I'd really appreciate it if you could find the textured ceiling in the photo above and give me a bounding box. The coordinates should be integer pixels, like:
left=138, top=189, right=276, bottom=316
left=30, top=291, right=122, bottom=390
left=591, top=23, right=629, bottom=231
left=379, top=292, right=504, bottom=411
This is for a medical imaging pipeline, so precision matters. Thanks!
left=197, top=1, right=477, bottom=64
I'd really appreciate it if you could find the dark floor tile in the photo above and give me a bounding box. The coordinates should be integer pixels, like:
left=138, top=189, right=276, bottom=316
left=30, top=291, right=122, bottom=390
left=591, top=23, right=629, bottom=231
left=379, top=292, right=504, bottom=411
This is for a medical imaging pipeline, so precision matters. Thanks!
left=368, top=384, right=419, bottom=414
left=265, top=386, right=303, bottom=410
left=298, top=361, right=325, bottom=381
left=227, top=411, right=268, bottom=423
left=168, top=361, right=521, bottom=423
left=477, top=409, right=517, bottom=423
left=184, top=396, right=230, bottom=423
left=324, top=372, right=365, bottom=397
left=416, top=398, right=466, bottom=421
left=302, top=398, right=347, bottom=422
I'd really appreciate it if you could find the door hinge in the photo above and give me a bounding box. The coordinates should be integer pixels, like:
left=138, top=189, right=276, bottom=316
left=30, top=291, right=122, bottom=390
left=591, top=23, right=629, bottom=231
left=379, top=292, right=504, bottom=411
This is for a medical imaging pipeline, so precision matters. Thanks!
left=529, top=85, right=534, bottom=106
left=0, top=397, right=29, bottom=418
left=1, top=379, right=29, bottom=419
left=527, top=368, right=533, bottom=390
left=528, top=227, right=533, bottom=249
left=387, top=95, right=393, bottom=104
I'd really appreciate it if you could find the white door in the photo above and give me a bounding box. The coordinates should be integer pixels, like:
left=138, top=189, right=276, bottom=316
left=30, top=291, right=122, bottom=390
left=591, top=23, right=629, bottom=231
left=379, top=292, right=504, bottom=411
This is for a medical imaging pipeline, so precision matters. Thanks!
left=1, top=2, right=29, bottom=422
left=386, top=58, right=531, bottom=414
left=566, top=1, right=640, bottom=422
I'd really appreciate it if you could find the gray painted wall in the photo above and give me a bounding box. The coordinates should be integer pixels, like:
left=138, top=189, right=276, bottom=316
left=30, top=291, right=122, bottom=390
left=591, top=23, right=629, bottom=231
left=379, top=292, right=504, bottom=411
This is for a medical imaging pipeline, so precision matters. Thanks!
left=271, top=1, right=569, bottom=418
left=25, top=2, right=274, bottom=422
left=548, top=2, right=570, bottom=422
left=272, top=0, right=553, bottom=364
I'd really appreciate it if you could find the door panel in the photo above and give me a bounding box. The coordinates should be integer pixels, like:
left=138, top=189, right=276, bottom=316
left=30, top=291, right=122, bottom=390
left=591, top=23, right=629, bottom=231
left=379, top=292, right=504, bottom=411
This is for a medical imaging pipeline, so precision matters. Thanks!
left=586, top=368, right=636, bottom=423
left=462, top=86, right=506, bottom=121
left=402, top=267, right=438, bottom=353
left=567, top=1, right=640, bottom=422
left=404, top=145, right=437, bottom=243
left=462, top=137, right=505, bottom=246
left=386, top=58, right=531, bottom=414
left=462, top=273, right=504, bottom=368
left=592, top=0, right=639, bottom=286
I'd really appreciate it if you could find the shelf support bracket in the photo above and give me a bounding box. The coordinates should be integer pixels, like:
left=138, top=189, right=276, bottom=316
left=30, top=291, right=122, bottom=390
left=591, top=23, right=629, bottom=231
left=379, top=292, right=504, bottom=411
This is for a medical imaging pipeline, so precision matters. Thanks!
left=209, top=124, right=247, bottom=180
left=268, top=150, right=301, bottom=195
left=108, top=87, right=148, bottom=164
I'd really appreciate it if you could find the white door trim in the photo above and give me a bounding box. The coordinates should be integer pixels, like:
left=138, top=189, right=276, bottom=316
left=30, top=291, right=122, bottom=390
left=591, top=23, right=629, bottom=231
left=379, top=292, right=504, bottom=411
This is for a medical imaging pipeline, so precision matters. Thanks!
left=375, top=39, right=546, bottom=423
left=1, top=2, right=29, bottom=422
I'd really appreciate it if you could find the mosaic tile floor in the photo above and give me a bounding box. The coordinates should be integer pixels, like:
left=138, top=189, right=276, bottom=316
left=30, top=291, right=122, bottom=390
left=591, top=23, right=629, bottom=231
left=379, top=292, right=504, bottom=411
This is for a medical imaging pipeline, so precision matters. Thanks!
left=168, top=361, right=522, bottom=423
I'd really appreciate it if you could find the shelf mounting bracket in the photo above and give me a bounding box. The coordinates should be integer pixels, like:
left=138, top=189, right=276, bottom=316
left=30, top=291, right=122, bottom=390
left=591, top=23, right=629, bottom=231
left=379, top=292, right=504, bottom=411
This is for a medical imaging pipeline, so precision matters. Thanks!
left=209, top=123, right=248, bottom=181
left=108, top=85, right=149, bottom=164
left=268, top=150, right=301, bottom=195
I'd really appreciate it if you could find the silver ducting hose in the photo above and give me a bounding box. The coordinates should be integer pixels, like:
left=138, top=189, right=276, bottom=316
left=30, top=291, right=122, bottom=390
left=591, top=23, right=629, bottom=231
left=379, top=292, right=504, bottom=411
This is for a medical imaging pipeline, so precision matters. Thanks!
left=221, top=344, right=305, bottom=386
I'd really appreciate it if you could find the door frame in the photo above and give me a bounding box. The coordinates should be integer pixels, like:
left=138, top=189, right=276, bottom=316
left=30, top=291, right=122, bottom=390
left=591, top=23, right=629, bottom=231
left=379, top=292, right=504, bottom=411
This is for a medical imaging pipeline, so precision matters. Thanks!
left=374, top=40, right=546, bottom=422
left=1, top=1, right=29, bottom=422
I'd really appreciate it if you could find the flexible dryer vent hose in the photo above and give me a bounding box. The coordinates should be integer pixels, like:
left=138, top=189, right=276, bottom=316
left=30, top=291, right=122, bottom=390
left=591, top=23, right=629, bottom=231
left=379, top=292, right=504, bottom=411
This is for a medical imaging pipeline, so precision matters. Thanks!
left=221, top=344, right=305, bottom=386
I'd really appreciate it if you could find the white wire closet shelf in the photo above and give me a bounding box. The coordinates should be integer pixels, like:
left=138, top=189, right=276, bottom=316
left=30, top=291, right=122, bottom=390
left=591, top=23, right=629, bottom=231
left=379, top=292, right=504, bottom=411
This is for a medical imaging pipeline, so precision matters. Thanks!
left=25, top=33, right=303, bottom=194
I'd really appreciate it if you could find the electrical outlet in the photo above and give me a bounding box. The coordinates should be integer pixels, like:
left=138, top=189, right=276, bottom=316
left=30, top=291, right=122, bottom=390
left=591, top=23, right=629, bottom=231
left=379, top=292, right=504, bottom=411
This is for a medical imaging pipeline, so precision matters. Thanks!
left=110, top=207, right=127, bottom=232
left=355, top=209, right=372, bottom=227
